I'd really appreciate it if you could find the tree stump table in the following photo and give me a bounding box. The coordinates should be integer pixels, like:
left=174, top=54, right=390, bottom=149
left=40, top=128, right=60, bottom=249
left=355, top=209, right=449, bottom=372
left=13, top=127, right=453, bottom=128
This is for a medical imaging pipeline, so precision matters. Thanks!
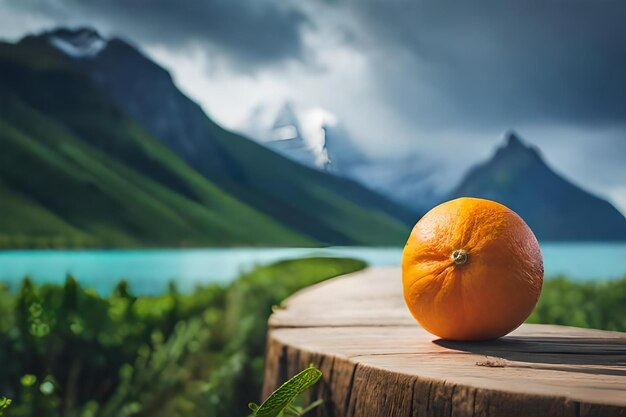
left=262, top=267, right=626, bottom=417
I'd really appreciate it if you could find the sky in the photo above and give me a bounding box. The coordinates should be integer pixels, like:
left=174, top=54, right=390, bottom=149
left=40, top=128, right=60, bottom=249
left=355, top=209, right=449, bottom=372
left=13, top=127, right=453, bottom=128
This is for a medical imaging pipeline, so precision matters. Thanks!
left=1, top=0, right=626, bottom=213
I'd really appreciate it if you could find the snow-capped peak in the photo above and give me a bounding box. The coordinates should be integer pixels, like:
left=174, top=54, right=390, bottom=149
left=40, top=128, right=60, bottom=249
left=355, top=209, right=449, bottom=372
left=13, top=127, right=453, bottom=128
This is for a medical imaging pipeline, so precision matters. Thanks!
left=298, top=106, right=335, bottom=167
left=47, top=28, right=107, bottom=58
left=239, top=101, right=335, bottom=168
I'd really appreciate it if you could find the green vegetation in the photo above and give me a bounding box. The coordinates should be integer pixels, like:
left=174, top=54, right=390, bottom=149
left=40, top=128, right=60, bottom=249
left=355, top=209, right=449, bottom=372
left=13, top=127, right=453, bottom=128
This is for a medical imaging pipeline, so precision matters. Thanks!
left=527, top=276, right=626, bottom=332
left=0, top=37, right=414, bottom=249
left=248, top=366, right=322, bottom=417
left=0, top=257, right=366, bottom=417
left=0, top=397, right=11, bottom=416
left=0, top=254, right=622, bottom=417
left=0, top=90, right=313, bottom=249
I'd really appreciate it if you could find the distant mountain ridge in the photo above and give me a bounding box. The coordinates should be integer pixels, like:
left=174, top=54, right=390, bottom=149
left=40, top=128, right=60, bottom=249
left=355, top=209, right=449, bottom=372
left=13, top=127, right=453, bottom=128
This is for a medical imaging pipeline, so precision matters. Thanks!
left=242, top=101, right=439, bottom=212
left=0, top=27, right=416, bottom=248
left=240, top=101, right=330, bottom=170
left=450, top=132, right=626, bottom=241
left=5, top=27, right=620, bottom=246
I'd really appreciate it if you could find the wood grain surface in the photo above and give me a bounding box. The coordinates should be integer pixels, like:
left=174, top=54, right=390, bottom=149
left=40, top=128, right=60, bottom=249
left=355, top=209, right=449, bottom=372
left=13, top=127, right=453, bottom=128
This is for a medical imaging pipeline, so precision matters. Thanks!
left=262, top=267, right=626, bottom=417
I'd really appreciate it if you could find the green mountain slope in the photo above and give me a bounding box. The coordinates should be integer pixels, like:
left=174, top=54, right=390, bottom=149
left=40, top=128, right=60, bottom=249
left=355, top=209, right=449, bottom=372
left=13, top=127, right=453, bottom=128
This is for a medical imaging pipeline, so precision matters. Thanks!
left=0, top=179, right=96, bottom=248
left=0, top=95, right=312, bottom=248
left=53, top=30, right=416, bottom=245
left=0, top=30, right=415, bottom=247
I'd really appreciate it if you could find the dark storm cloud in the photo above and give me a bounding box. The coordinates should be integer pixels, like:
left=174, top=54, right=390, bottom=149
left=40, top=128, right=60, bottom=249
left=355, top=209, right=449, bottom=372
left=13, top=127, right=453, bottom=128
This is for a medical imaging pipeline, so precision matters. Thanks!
left=5, top=0, right=310, bottom=69
left=5, top=0, right=626, bottom=129
left=344, top=1, right=626, bottom=130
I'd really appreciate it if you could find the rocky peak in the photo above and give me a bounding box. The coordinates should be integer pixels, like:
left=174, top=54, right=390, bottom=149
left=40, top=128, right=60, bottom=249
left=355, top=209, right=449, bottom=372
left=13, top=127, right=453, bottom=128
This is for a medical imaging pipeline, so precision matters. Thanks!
left=492, top=131, right=543, bottom=168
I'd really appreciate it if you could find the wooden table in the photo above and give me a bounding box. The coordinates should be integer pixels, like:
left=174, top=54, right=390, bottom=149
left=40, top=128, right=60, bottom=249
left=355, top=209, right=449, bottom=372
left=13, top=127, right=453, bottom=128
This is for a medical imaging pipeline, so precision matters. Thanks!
left=262, top=267, right=626, bottom=417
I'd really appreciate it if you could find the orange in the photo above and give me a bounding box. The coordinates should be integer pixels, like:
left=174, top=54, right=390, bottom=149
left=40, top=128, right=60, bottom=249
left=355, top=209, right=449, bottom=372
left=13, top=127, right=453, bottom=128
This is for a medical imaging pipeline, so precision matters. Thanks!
left=402, top=197, right=543, bottom=341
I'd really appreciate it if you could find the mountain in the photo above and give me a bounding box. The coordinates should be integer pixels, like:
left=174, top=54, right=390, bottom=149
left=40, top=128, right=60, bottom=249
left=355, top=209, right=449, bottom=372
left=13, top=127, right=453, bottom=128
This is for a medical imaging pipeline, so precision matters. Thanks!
left=46, top=27, right=107, bottom=58
left=324, top=124, right=438, bottom=211
left=0, top=36, right=311, bottom=247
left=450, top=132, right=626, bottom=241
left=240, top=101, right=328, bottom=170
left=241, top=101, right=438, bottom=212
left=323, top=122, right=367, bottom=173
left=241, top=102, right=322, bottom=168
left=0, top=27, right=416, bottom=248
left=344, top=154, right=438, bottom=211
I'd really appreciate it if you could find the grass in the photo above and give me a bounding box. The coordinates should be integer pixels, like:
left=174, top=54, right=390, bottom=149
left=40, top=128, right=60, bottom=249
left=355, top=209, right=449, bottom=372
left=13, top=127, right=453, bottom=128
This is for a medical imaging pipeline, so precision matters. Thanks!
left=0, top=257, right=366, bottom=417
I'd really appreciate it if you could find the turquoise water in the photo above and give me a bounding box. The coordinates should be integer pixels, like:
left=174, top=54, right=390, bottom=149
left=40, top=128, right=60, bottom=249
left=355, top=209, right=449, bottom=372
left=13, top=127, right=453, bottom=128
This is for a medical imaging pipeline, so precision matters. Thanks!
left=0, top=244, right=624, bottom=294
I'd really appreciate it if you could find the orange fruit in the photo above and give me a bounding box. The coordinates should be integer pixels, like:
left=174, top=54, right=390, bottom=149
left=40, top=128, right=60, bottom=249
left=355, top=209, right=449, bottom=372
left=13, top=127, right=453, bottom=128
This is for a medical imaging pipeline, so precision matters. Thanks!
left=402, top=197, right=543, bottom=341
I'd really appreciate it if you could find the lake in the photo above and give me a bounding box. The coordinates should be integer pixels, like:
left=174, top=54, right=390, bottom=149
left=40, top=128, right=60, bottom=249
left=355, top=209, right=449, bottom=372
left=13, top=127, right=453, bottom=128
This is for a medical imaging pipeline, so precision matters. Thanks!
left=0, top=243, right=625, bottom=294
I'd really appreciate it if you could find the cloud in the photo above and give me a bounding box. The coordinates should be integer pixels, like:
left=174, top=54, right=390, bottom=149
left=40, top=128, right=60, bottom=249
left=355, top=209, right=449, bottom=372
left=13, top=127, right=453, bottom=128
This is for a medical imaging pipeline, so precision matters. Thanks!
left=6, top=0, right=625, bottom=131
left=2, top=0, right=310, bottom=70
left=341, top=1, right=626, bottom=131
left=1, top=0, right=624, bottom=211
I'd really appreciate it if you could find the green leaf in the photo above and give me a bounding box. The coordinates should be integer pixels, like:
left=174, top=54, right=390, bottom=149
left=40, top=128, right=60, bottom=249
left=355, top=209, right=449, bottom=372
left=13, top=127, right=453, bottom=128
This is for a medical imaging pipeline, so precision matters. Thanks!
left=0, top=397, right=12, bottom=416
left=251, top=366, right=322, bottom=417
left=20, top=374, right=37, bottom=387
